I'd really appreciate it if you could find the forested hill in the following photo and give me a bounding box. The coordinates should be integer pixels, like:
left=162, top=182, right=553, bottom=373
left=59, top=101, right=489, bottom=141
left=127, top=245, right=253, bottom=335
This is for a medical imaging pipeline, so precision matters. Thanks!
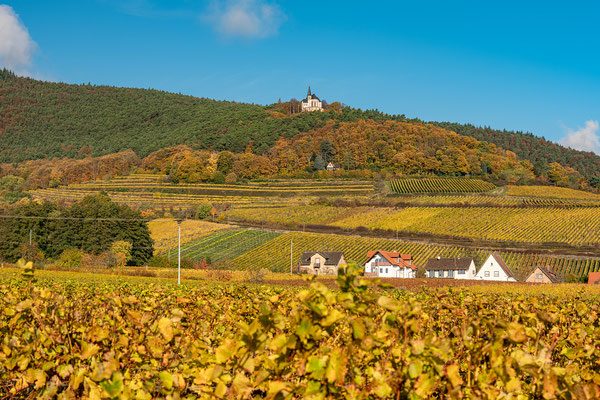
left=430, top=122, right=600, bottom=181
left=0, top=70, right=393, bottom=163
left=1, top=69, right=599, bottom=184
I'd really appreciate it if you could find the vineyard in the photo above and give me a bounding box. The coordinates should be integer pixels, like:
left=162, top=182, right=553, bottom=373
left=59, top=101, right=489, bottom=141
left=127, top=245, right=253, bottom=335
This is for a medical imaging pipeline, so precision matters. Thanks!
left=228, top=231, right=600, bottom=280
left=30, top=174, right=374, bottom=209
left=389, top=177, right=496, bottom=194
left=148, top=219, right=230, bottom=254
left=174, top=229, right=281, bottom=263
left=506, top=185, right=600, bottom=200
left=331, top=206, right=600, bottom=246
left=2, top=269, right=599, bottom=398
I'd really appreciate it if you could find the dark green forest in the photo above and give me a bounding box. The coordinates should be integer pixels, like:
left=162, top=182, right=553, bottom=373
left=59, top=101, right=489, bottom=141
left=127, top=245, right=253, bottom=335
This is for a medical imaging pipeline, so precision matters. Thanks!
left=1, top=68, right=599, bottom=183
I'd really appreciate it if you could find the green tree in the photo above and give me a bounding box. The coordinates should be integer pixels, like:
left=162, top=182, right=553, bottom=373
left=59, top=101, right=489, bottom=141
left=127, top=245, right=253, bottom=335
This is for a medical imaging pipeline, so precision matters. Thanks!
left=217, top=151, right=235, bottom=174
left=319, top=138, right=336, bottom=162
left=313, top=155, right=327, bottom=170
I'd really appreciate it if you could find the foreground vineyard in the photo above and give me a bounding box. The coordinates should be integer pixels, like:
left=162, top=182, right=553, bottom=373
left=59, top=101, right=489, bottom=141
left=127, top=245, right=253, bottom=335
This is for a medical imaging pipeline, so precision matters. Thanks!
left=232, top=231, right=600, bottom=279
left=1, top=270, right=599, bottom=398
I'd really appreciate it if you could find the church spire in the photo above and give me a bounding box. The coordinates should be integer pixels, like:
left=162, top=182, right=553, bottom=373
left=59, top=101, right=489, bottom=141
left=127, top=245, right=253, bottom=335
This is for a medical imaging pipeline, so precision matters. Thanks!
left=307, top=85, right=312, bottom=97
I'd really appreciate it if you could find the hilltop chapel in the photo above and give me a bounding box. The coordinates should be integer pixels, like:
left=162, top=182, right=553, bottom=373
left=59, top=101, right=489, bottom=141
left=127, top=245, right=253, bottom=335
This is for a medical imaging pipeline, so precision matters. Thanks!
left=301, top=86, right=323, bottom=112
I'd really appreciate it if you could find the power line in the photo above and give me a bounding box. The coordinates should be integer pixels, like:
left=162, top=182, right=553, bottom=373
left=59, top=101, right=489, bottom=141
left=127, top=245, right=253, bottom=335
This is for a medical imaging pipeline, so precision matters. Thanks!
left=0, top=215, right=152, bottom=222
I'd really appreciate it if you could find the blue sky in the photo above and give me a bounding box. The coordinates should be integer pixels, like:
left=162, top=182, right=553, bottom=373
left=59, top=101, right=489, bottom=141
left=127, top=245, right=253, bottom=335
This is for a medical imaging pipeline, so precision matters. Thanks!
left=2, top=1, right=600, bottom=153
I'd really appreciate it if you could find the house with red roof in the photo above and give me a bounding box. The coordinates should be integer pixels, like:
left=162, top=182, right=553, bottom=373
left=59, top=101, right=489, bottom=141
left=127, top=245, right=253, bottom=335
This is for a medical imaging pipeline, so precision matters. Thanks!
left=588, top=272, right=600, bottom=285
left=363, top=250, right=415, bottom=278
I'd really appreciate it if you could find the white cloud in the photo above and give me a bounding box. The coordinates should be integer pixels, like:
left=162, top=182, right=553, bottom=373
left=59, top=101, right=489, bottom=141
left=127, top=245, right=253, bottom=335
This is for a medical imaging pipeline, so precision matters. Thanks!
left=206, top=0, right=286, bottom=38
left=559, top=120, right=600, bottom=154
left=0, top=5, right=37, bottom=73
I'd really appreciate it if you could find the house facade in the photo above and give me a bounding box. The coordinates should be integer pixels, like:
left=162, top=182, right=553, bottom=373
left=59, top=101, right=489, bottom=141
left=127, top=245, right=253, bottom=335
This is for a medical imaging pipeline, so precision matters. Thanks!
left=326, top=162, right=341, bottom=171
left=588, top=272, right=600, bottom=285
left=425, top=257, right=476, bottom=279
left=301, top=86, right=323, bottom=112
left=475, top=253, right=517, bottom=281
left=363, top=250, right=415, bottom=278
left=298, top=251, right=346, bottom=275
left=525, top=266, right=559, bottom=284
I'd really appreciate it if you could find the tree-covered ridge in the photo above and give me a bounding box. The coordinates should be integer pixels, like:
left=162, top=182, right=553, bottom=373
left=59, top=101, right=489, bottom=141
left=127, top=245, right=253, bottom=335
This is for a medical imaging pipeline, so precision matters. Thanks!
left=431, top=122, right=600, bottom=181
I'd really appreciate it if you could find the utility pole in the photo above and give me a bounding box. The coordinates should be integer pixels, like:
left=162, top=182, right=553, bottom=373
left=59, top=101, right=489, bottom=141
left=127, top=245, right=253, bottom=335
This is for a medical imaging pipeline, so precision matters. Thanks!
left=176, top=219, right=183, bottom=285
left=29, top=229, right=32, bottom=245
left=290, top=239, right=293, bottom=276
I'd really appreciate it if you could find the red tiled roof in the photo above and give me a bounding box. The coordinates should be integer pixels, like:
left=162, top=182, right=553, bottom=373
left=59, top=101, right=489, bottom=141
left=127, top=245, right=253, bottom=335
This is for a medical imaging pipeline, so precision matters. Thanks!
left=365, top=250, right=415, bottom=271
left=588, top=272, right=600, bottom=285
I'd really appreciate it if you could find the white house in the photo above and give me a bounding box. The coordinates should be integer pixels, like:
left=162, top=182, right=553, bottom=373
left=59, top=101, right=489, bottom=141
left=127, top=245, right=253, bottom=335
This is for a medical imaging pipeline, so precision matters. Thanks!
left=475, top=253, right=517, bottom=282
left=298, top=251, right=346, bottom=276
left=425, top=257, right=476, bottom=280
left=363, top=250, right=415, bottom=278
left=326, top=162, right=341, bottom=171
left=301, top=86, right=323, bottom=112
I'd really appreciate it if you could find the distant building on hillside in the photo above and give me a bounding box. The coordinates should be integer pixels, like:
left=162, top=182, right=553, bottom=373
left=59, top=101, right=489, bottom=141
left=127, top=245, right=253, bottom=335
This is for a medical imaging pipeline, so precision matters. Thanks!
left=525, top=266, right=560, bottom=284
left=363, top=250, right=415, bottom=278
left=301, top=86, right=323, bottom=112
left=326, top=162, right=341, bottom=171
left=588, top=272, right=600, bottom=285
left=298, top=251, right=346, bottom=275
left=475, top=253, right=517, bottom=281
left=425, top=257, right=476, bottom=279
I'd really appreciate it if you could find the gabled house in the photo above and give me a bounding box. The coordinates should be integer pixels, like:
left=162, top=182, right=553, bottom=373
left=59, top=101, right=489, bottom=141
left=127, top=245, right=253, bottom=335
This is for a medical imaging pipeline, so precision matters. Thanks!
left=363, top=250, right=415, bottom=278
left=475, top=253, right=517, bottom=282
left=326, top=162, right=341, bottom=171
left=525, top=266, right=560, bottom=284
left=425, top=257, right=476, bottom=280
left=298, top=251, right=346, bottom=275
left=588, top=272, right=600, bottom=285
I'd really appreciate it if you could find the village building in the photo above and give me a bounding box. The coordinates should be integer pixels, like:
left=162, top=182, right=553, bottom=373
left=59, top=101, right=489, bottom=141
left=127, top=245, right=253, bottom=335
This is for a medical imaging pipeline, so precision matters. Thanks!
left=301, top=86, right=323, bottom=112
left=298, top=251, right=346, bottom=275
left=326, top=162, right=341, bottom=171
left=525, top=266, right=560, bottom=284
left=363, top=250, right=415, bottom=278
left=475, top=253, right=517, bottom=282
left=588, top=272, right=600, bottom=285
left=425, top=257, right=476, bottom=279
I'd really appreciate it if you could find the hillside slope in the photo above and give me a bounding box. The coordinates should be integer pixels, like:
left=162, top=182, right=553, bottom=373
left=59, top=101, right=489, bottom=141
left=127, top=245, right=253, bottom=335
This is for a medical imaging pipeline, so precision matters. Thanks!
left=1, top=69, right=599, bottom=185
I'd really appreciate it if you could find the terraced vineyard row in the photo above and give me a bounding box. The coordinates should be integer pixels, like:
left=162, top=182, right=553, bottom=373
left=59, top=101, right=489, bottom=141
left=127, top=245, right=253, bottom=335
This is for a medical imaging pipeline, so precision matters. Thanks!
left=506, top=185, right=600, bottom=200
left=394, top=194, right=600, bottom=207
left=225, top=205, right=369, bottom=226
left=33, top=188, right=289, bottom=207
left=232, top=231, right=600, bottom=279
left=389, top=178, right=495, bottom=194
left=332, top=206, right=600, bottom=246
left=174, top=229, right=281, bottom=262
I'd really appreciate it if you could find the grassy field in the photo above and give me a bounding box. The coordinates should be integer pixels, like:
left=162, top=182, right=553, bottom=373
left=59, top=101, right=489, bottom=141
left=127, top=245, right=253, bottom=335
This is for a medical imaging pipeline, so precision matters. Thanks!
left=148, top=218, right=231, bottom=253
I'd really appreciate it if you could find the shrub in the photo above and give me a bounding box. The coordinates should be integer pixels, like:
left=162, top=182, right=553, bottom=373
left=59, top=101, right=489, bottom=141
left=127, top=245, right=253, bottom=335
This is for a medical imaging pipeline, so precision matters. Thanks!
left=225, top=172, right=237, bottom=184
left=56, top=248, right=84, bottom=269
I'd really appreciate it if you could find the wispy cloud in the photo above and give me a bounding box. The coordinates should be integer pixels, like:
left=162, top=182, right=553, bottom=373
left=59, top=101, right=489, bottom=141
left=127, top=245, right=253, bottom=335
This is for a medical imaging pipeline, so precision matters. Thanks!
left=205, top=0, right=286, bottom=39
left=0, top=5, right=37, bottom=75
left=559, top=120, right=600, bottom=154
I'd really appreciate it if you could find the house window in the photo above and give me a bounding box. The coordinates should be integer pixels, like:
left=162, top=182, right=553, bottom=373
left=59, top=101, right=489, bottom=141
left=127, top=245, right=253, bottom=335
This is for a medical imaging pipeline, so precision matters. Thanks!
left=438, top=270, right=444, bottom=278
left=485, top=271, right=490, bottom=277
left=494, top=271, right=499, bottom=277
left=536, top=273, right=543, bottom=279
left=315, top=258, right=320, bottom=268
left=458, top=269, right=465, bottom=274
left=386, top=268, right=388, bottom=274
left=380, top=268, right=384, bottom=274
left=448, top=270, right=454, bottom=278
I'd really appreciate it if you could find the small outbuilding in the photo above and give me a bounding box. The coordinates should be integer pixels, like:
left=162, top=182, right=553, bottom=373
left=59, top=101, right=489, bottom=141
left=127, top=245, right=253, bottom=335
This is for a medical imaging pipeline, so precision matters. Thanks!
left=525, top=266, right=560, bottom=284
left=425, top=257, right=476, bottom=279
left=298, top=251, right=346, bottom=275
left=475, top=253, right=517, bottom=282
